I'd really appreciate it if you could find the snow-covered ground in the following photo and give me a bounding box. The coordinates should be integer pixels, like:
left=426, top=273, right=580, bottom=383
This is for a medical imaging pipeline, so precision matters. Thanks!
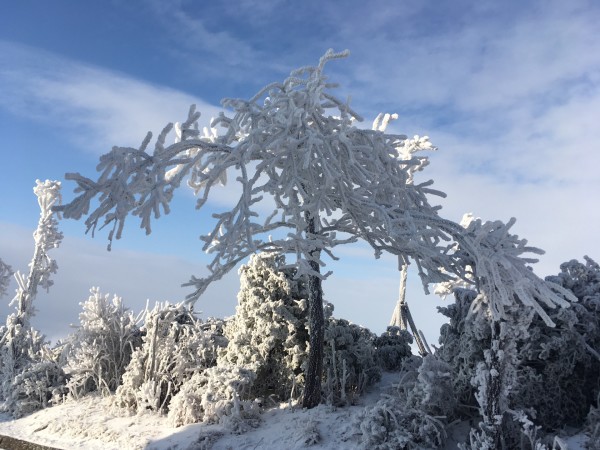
left=0, top=371, right=591, bottom=450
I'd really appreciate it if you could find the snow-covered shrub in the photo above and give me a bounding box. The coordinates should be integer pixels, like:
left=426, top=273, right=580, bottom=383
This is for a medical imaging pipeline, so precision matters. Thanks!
left=7, top=360, right=66, bottom=418
left=323, top=318, right=380, bottom=405
left=219, top=253, right=309, bottom=402
left=295, top=418, right=321, bottom=447
left=512, top=256, right=600, bottom=430
left=114, top=302, right=226, bottom=414
left=437, top=257, right=600, bottom=440
left=65, top=287, right=142, bottom=398
left=0, top=319, right=60, bottom=417
left=374, top=326, right=413, bottom=371
left=168, top=364, right=260, bottom=432
left=436, top=288, right=490, bottom=412
left=357, top=355, right=455, bottom=449
left=168, top=253, right=309, bottom=429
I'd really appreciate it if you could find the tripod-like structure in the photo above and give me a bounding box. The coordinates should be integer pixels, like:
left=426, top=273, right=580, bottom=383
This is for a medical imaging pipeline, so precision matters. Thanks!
left=390, top=265, right=432, bottom=356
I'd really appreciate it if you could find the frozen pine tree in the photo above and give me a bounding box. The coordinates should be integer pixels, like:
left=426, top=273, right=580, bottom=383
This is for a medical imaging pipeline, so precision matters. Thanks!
left=219, top=253, right=309, bottom=402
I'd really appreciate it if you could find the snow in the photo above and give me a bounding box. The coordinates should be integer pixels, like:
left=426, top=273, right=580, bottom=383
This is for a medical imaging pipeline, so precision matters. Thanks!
left=0, top=371, right=591, bottom=450
left=0, top=372, right=392, bottom=450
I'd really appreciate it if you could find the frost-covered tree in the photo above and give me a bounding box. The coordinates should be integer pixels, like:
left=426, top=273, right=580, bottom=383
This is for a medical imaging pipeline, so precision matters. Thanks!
left=55, top=50, right=574, bottom=412
left=55, top=50, right=460, bottom=407
left=0, top=180, right=64, bottom=415
left=220, top=252, right=309, bottom=402
left=65, top=287, right=142, bottom=398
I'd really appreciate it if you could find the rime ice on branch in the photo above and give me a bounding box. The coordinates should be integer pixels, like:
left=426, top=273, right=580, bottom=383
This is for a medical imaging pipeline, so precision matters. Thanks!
left=12, top=180, right=63, bottom=327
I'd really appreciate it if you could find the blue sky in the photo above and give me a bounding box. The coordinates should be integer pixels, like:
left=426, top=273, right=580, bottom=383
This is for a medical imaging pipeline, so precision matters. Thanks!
left=1, top=0, right=599, bottom=344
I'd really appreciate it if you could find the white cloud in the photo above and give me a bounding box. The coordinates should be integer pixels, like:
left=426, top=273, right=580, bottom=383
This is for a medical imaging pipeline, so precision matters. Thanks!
left=0, top=41, right=223, bottom=155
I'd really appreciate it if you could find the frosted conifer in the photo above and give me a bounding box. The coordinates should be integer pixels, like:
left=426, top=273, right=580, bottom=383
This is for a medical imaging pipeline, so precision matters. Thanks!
left=220, top=253, right=309, bottom=402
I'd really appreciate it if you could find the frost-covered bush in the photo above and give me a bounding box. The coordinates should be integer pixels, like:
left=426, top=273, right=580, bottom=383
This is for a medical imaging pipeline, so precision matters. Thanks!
left=323, top=318, right=380, bottom=405
left=65, top=287, right=142, bottom=398
left=513, top=256, right=600, bottom=429
left=374, top=326, right=413, bottom=371
left=0, top=319, right=63, bottom=417
left=437, top=257, right=600, bottom=437
left=357, top=355, right=455, bottom=449
left=436, top=288, right=490, bottom=411
left=219, top=253, right=309, bottom=402
left=114, top=302, right=226, bottom=414
left=168, top=365, right=260, bottom=432
left=7, top=360, right=66, bottom=418
left=168, top=253, right=308, bottom=429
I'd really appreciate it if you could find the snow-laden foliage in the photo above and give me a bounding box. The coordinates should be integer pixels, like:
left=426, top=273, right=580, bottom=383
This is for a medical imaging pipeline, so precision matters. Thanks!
left=436, top=288, right=490, bottom=411
left=438, top=257, right=600, bottom=444
left=219, top=253, right=309, bottom=402
left=114, top=302, right=226, bottom=414
left=357, top=355, right=455, bottom=449
left=0, top=258, right=13, bottom=299
left=7, top=360, right=66, bottom=419
left=167, top=253, right=308, bottom=430
left=167, top=365, right=261, bottom=433
left=375, top=326, right=413, bottom=371
left=323, top=318, right=381, bottom=405
left=449, top=214, right=576, bottom=327
left=65, top=287, right=142, bottom=398
left=0, top=180, right=64, bottom=417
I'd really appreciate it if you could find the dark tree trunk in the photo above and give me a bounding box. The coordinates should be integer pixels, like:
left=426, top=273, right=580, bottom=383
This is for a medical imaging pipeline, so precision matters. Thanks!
left=483, top=320, right=504, bottom=450
left=302, top=212, right=325, bottom=409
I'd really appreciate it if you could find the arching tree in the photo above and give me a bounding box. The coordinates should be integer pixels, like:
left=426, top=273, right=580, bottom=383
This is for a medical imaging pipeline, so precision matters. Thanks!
left=56, top=50, right=574, bottom=417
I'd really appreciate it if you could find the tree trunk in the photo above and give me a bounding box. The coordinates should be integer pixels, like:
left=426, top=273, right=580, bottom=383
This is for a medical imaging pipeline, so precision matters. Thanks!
left=302, top=212, right=325, bottom=409
left=483, top=320, right=504, bottom=450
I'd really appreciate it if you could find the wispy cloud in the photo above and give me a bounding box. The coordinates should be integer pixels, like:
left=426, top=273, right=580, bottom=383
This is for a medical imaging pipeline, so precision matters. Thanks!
left=0, top=41, right=222, bottom=154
